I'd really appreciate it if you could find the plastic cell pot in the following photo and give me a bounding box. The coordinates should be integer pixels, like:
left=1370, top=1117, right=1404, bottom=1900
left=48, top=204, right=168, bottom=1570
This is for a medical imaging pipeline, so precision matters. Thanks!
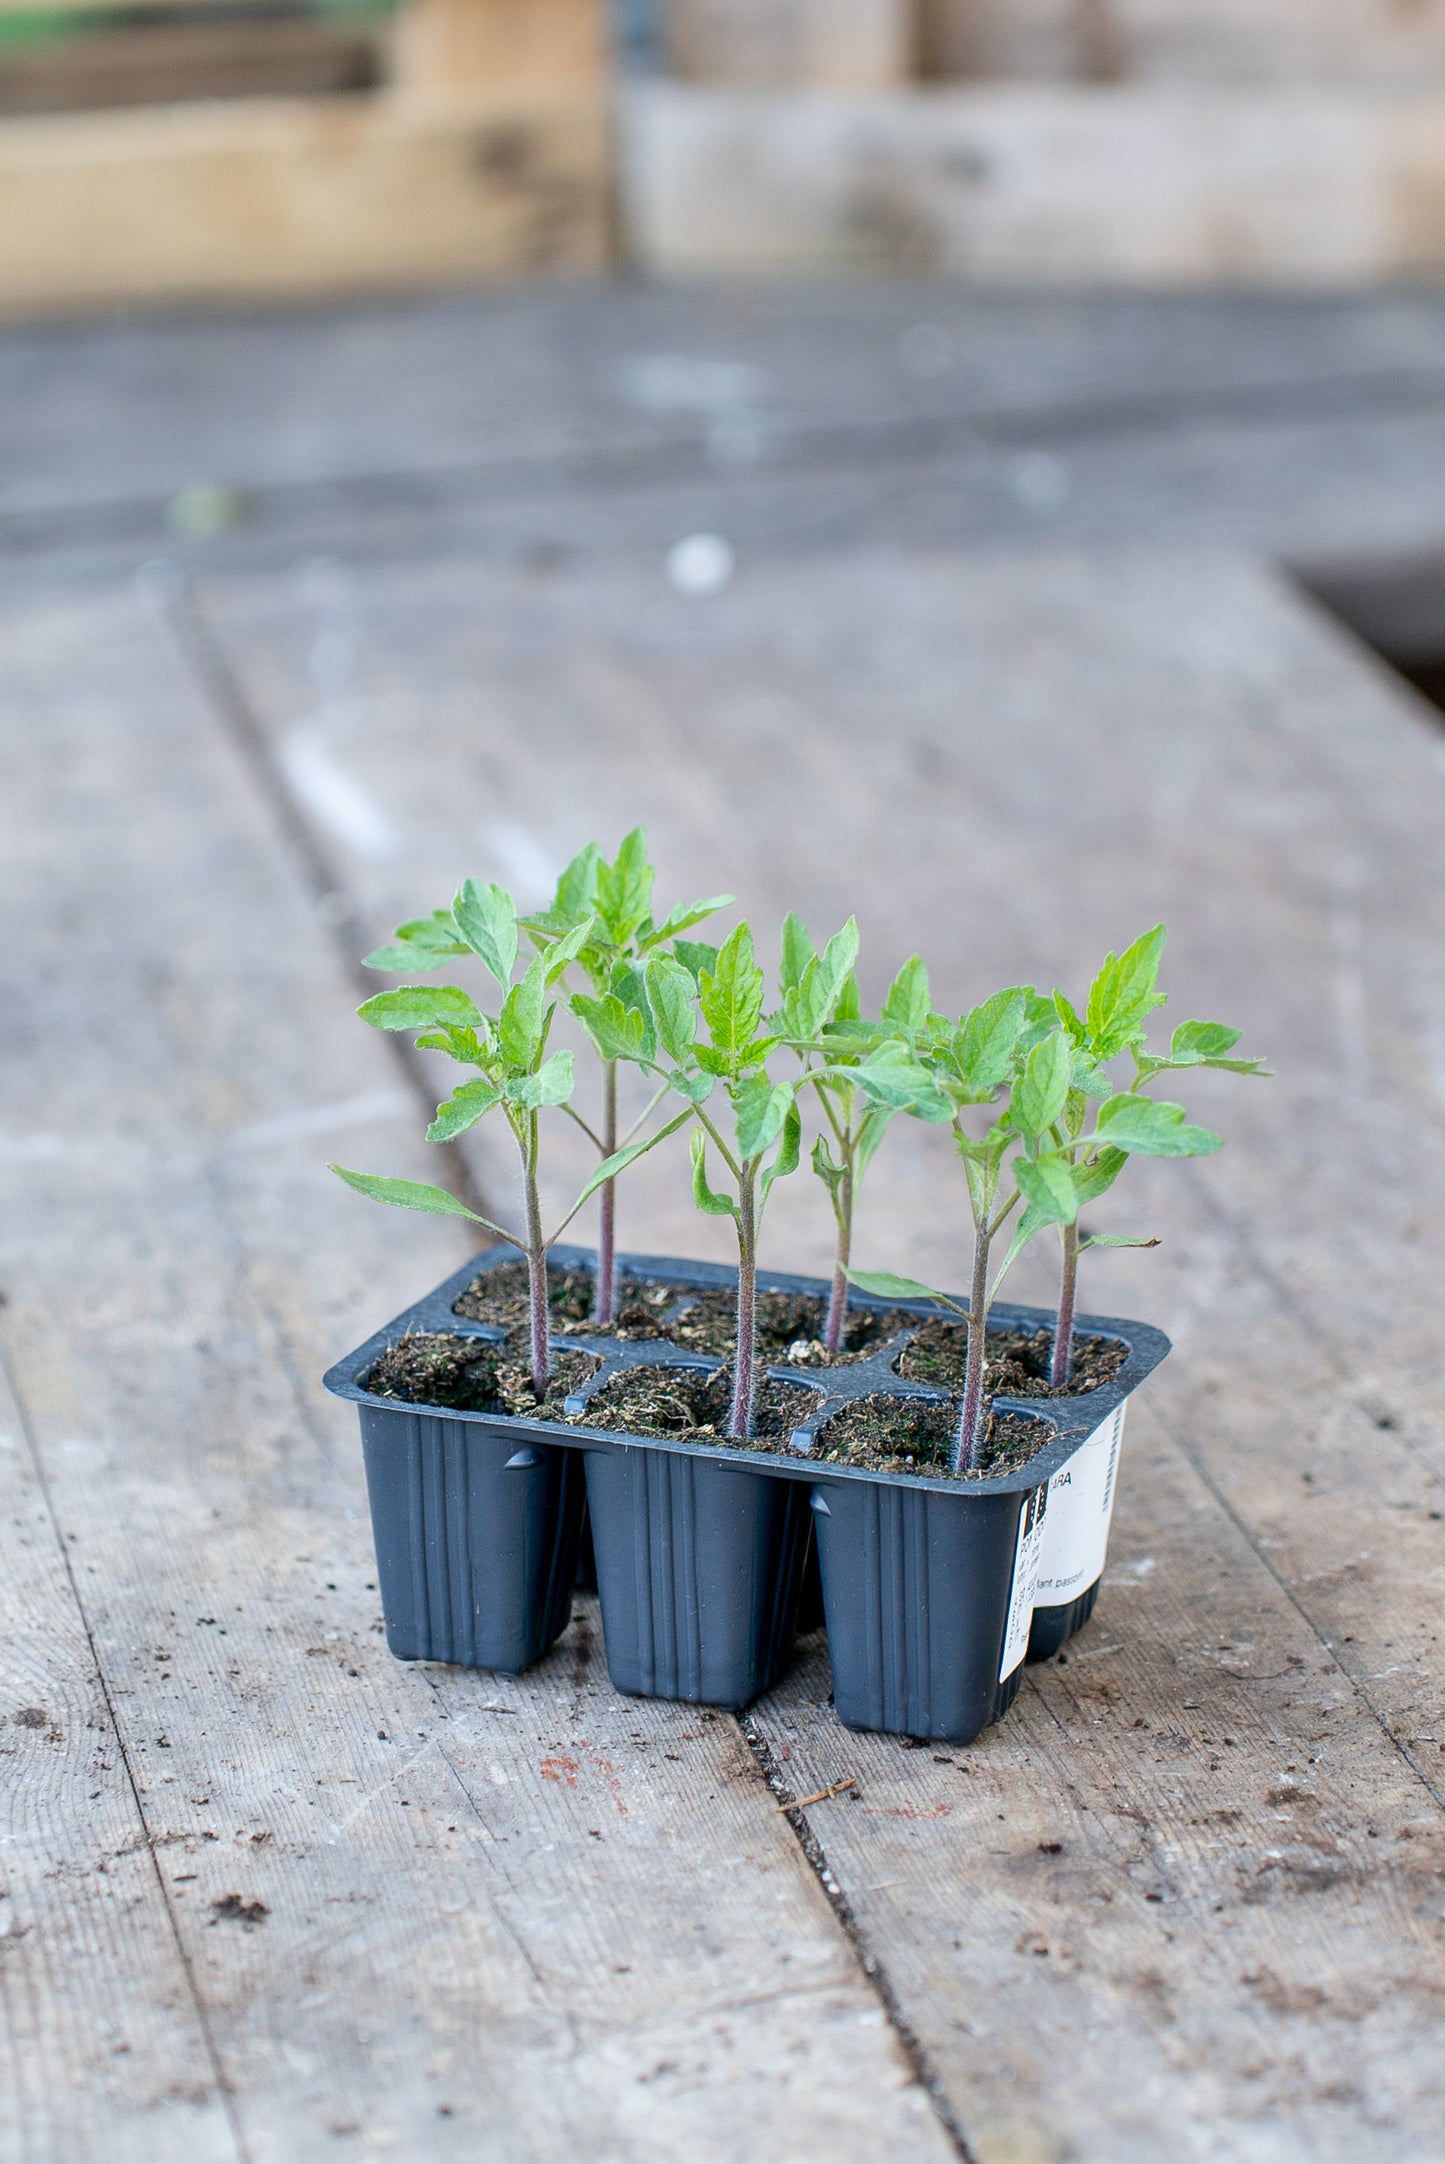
left=324, top=1245, right=1169, bottom=1740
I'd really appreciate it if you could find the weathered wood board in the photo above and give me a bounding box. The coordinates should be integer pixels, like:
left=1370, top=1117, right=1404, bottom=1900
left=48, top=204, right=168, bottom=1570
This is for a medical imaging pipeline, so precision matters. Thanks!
left=0, top=581, right=952, bottom=2161
left=192, top=539, right=1445, bottom=2158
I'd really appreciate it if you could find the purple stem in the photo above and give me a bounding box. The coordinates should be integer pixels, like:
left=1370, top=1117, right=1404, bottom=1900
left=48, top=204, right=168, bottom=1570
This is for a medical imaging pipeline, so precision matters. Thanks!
left=728, top=1175, right=758, bottom=1439
left=523, top=1124, right=550, bottom=1401
left=594, top=1060, right=618, bottom=1328
left=1050, top=1220, right=1079, bottom=1389
left=822, top=1162, right=852, bottom=1356
left=952, top=1220, right=992, bottom=1475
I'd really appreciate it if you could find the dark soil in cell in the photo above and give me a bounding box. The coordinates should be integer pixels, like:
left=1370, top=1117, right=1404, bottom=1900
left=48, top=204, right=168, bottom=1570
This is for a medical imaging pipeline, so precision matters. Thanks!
left=453, top=1262, right=910, bottom=1363
left=364, top=1331, right=598, bottom=1422
left=896, top=1318, right=1127, bottom=1399
left=572, top=1362, right=824, bottom=1445
left=810, top=1397, right=1054, bottom=1481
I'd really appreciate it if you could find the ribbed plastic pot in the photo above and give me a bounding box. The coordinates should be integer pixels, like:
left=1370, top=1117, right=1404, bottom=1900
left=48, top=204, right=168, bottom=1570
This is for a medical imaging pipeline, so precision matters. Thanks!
left=323, top=1245, right=1169, bottom=1738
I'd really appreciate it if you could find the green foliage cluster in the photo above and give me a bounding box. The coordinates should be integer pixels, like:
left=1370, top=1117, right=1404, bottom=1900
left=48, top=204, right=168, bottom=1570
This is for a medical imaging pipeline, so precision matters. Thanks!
left=332, top=833, right=1263, bottom=1466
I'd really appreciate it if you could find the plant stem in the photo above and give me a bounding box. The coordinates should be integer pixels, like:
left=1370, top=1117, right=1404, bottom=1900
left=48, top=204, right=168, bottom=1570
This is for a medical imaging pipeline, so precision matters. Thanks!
left=594, top=1058, right=618, bottom=1328
left=953, top=1217, right=992, bottom=1475
left=823, top=1155, right=852, bottom=1355
left=522, top=1112, right=550, bottom=1402
left=729, top=1168, right=759, bottom=1440
left=1050, top=1219, right=1079, bottom=1388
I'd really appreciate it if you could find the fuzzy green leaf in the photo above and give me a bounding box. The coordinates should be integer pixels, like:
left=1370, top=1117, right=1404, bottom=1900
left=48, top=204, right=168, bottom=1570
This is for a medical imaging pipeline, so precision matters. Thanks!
left=1082, top=1232, right=1161, bottom=1249
left=1166, top=1018, right=1269, bottom=1074
left=644, top=954, right=699, bottom=1065
left=358, top=985, right=484, bottom=1034
left=452, top=880, right=518, bottom=987
left=951, top=987, right=1028, bottom=1098
left=779, top=911, right=816, bottom=995
left=364, top=911, right=470, bottom=972
left=853, top=1102, right=895, bottom=1180
left=855, top=1043, right=951, bottom=1121
left=1086, top=925, right=1167, bottom=1056
left=1014, top=1152, right=1078, bottom=1225
left=1073, top=1144, right=1128, bottom=1204
left=329, top=1165, right=486, bottom=1220
left=571, top=993, right=650, bottom=1065
left=1096, top=1094, right=1223, bottom=1157
left=881, top=954, right=931, bottom=1034
left=595, top=827, right=653, bottom=945
left=844, top=1267, right=964, bottom=1316
left=572, top=1107, right=695, bottom=1207
left=810, top=1130, right=846, bottom=1201
left=427, top=1079, right=502, bottom=1141
left=541, top=920, right=594, bottom=987
left=497, top=953, right=549, bottom=1068
left=761, top=1098, right=803, bottom=1199
left=672, top=939, right=720, bottom=988
left=1013, top=1031, right=1071, bottom=1137
left=733, top=1074, right=795, bottom=1159
left=690, top=1131, right=736, bottom=1218
left=640, top=895, right=733, bottom=952
left=507, top=1049, right=574, bottom=1110
left=699, top=923, right=764, bottom=1068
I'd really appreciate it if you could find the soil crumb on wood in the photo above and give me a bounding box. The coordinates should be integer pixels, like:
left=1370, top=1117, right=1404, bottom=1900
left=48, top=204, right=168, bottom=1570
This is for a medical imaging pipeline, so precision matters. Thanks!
left=811, top=1397, right=1053, bottom=1480
left=364, top=1332, right=598, bottom=1420
left=896, top=1319, right=1126, bottom=1399
left=453, top=1263, right=911, bottom=1363
left=573, top=1363, right=823, bottom=1445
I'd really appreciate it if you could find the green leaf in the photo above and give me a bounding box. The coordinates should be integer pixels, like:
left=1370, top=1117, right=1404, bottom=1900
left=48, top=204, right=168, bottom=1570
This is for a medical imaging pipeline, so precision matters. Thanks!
left=953, top=987, right=1027, bottom=1098
left=1053, top=989, right=1087, bottom=1044
left=552, top=841, right=603, bottom=926
left=1096, top=1094, right=1223, bottom=1157
left=414, top=1023, right=487, bottom=1065
left=572, top=992, right=649, bottom=1065
left=452, top=880, right=519, bottom=987
left=1082, top=1233, right=1160, bottom=1250
left=779, top=911, right=816, bottom=994
left=507, top=1049, right=574, bottom=1110
left=1085, top=924, right=1167, bottom=1056
left=699, top=923, right=765, bottom=1068
left=572, top=1108, right=695, bottom=1208
left=541, top=919, right=594, bottom=986
left=497, top=953, right=549, bottom=1067
left=816, top=919, right=860, bottom=1016
left=358, top=985, right=484, bottom=1033
left=672, top=939, right=720, bottom=988
left=329, top=1165, right=486, bottom=1220
left=1167, top=1018, right=1269, bottom=1073
left=853, top=1102, right=894, bottom=1179
left=881, top=954, right=930, bottom=1034
left=644, top=953, right=699, bottom=1064
left=844, top=1267, right=965, bottom=1316
left=595, top=826, right=653, bottom=945
left=1073, top=1144, right=1128, bottom=1204
left=855, top=1043, right=951, bottom=1121
left=1013, top=1031, right=1071, bottom=1138
left=992, top=1204, right=1054, bottom=1293
left=668, top=1068, right=715, bottom=1106
left=1070, top=1048, right=1113, bottom=1100
left=733, top=1074, right=795, bottom=1159
left=427, top=1079, right=502, bottom=1141
left=810, top=1130, right=846, bottom=1200
left=761, top=1098, right=803, bottom=1199
left=363, top=911, right=470, bottom=972
left=639, top=894, right=734, bottom=952
left=1014, top=1152, right=1078, bottom=1225
left=690, top=1131, right=737, bottom=1218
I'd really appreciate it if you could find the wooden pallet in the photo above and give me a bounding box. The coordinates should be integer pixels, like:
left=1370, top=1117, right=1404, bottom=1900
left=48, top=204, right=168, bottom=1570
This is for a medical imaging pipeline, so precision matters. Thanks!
left=0, top=0, right=611, bottom=314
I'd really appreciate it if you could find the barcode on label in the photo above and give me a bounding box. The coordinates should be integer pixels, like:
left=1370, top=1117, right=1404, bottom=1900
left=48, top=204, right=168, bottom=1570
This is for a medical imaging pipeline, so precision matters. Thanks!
left=999, top=1482, right=1049, bottom=1680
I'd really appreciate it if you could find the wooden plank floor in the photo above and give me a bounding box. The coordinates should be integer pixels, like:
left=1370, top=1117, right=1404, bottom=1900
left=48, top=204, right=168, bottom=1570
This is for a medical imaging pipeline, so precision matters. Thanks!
left=4, top=289, right=1445, bottom=2162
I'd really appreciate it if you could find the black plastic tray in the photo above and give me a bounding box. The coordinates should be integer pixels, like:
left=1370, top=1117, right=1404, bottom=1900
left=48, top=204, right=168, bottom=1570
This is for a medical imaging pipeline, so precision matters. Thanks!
left=323, top=1245, right=1169, bottom=1743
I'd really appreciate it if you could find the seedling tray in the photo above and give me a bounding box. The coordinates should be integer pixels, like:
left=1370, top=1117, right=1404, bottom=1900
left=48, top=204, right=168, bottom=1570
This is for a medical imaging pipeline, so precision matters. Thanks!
left=324, top=1245, right=1169, bottom=1743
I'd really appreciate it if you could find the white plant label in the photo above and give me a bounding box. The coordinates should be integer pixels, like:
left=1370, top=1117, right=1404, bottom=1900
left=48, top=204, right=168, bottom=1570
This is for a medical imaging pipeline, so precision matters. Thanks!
left=999, top=1482, right=1050, bottom=1680
left=1032, top=1403, right=1127, bottom=1609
